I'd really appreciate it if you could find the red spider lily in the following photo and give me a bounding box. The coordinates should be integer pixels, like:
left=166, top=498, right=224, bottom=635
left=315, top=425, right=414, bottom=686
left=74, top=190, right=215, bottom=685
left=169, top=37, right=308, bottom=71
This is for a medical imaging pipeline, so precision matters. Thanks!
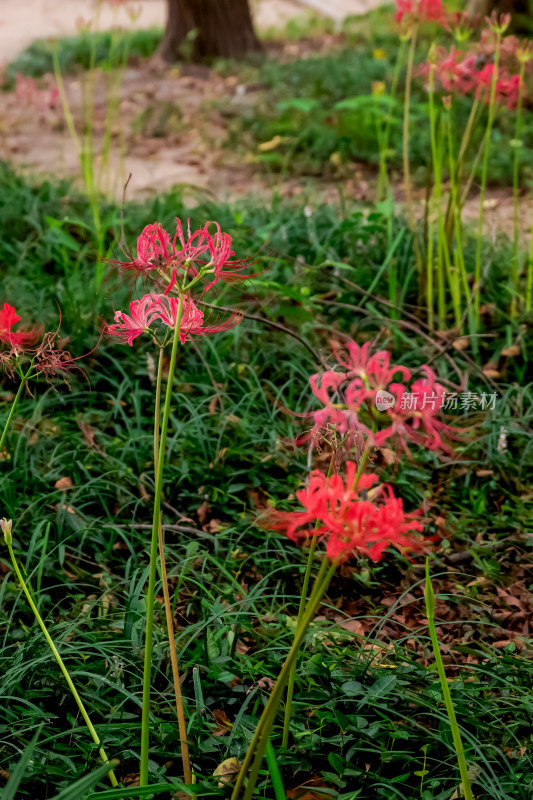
left=296, top=342, right=461, bottom=458
left=475, top=63, right=526, bottom=108
left=264, top=461, right=426, bottom=563
left=418, top=47, right=478, bottom=95
left=106, top=293, right=242, bottom=346
left=112, top=218, right=254, bottom=293
left=106, top=294, right=162, bottom=346
left=303, top=342, right=411, bottom=442
left=154, top=294, right=243, bottom=344
left=0, top=303, right=42, bottom=349
left=395, top=0, right=446, bottom=26
left=495, top=73, right=525, bottom=109
left=374, top=366, right=460, bottom=455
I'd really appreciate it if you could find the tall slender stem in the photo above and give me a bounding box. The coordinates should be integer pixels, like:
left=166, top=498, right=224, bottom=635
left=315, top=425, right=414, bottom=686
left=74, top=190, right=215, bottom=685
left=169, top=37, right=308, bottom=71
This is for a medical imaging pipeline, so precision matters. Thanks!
left=5, top=533, right=118, bottom=787
left=402, top=29, right=423, bottom=283
left=140, top=293, right=185, bottom=786
left=0, top=376, right=27, bottom=454
left=231, top=561, right=336, bottom=800
left=153, top=347, right=192, bottom=784
left=473, top=36, right=502, bottom=328
left=510, top=61, right=526, bottom=317
left=425, top=561, right=473, bottom=800
left=403, top=30, right=418, bottom=235
left=282, top=454, right=336, bottom=748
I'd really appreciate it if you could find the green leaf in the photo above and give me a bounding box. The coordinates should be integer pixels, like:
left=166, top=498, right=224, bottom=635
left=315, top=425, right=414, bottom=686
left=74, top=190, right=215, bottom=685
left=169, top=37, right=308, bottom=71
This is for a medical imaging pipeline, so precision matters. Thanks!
left=51, top=761, right=119, bottom=800
left=3, top=726, right=43, bottom=800
left=276, top=97, right=320, bottom=113
left=86, top=784, right=195, bottom=799
left=341, top=680, right=363, bottom=696
left=367, top=674, right=397, bottom=700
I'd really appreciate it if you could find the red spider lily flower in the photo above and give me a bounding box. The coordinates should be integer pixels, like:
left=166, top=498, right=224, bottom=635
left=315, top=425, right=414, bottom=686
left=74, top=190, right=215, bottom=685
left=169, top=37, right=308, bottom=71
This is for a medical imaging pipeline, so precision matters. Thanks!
left=112, top=218, right=255, bottom=293
left=418, top=47, right=478, bottom=95
left=374, top=366, right=460, bottom=455
left=106, top=293, right=242, bottom=346
left=495, top=73, right=525, bottom=109
left=302, top=342, right=411, bottom=442
left=153, top=294, right=243, bottom=343
left=475, top=63, right=526, bottom=108
left=106, top=294, right=162, bottom=346
left=395, top=0, right=446, bottom=26
left=264, top=461, right=426, bottom=564
left=0, top=303, right=42, bottom=349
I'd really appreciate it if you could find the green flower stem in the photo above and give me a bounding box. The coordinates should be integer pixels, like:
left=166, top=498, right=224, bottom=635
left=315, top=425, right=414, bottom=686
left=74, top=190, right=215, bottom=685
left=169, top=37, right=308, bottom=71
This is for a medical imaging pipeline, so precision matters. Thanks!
left=425, top=560, right=473, bottom=800
left=443, top=99, right=478, bottom=244
left=231, top=560, right=336, bottom=800
left=377, top=39, right=407, bottom=202
left=402, top=29, right=418, bottom=239
left=510, top=61, right=526, bottom=317
left=445, top=109, right=471, bottom=310
left=153, top=347, right=192, bottom=784
left=473, top=35, right=502, bottom=328
left=280, top=460, right=334, bottom=748
left=0, top=375, right=27, bottom=454
left=140, top=292, right=185, bottom=787
left=527, top=210, right=533, bottom=311
left=6, top=536, right=118, bottom=788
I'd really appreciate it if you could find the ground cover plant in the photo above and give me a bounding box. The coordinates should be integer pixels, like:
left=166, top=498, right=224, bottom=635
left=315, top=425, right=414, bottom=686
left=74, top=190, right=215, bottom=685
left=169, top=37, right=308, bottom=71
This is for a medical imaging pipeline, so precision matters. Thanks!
left=1, top=1, right=533, bottom=799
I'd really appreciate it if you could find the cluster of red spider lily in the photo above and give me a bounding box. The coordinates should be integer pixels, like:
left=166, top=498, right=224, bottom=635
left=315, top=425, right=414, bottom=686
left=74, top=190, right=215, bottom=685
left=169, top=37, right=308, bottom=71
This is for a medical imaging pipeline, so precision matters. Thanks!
left=300, top=341, right=459, bottom=456
left=264, top=340, right=459, bottom=565
left=408, top=3, right=532, bottom=110
left=0, top=303, right=77, bottom=381
left=395, top=0, right=446, bottom=27
left=418, top=43, right=530, bottom=108
left=106, top=218, right=252, bottom=346
left=267, top=462, right=425, bottom=564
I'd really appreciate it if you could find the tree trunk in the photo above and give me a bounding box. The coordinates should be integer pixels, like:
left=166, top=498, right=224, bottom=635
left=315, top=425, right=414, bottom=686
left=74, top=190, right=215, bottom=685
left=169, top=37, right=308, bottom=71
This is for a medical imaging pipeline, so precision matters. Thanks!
left=158, top=0, right=195, bottom=63
left=159, top=0, right=261, bottom=63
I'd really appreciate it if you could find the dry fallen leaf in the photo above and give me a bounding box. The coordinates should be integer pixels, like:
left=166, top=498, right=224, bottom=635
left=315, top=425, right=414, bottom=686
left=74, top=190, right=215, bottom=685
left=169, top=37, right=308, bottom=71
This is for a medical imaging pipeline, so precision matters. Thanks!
left=452, top=337, right=469, bottom=351
left=197, top=500, right=210, bottom=524
left=212, top=708, right=233, bottom=736
left=55, top=476, right=73, bottom=491
left=213, top=757, right=240, bottom=786
left=501, top=345, right=520, bottom=357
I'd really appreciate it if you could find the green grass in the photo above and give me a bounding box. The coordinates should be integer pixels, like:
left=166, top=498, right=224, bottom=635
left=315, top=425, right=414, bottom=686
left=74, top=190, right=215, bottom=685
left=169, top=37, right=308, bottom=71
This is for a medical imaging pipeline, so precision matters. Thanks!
left=0, top=160, right=532, bottom=798
left=4, top=28, right=163, bottom=85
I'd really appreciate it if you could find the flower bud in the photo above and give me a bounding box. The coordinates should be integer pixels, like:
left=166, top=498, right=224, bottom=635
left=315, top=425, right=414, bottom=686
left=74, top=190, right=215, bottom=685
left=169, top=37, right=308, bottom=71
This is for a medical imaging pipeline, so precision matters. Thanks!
left=1, top=518, right=12, bottom=545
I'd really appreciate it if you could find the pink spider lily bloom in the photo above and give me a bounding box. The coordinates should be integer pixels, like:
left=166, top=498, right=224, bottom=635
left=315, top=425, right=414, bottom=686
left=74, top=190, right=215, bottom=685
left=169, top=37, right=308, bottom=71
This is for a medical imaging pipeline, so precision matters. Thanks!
left=153, top=294, right=242, bottom=343
left=436, top=48, right=477, bottom=94
left=475, top=63, right=526, bottom=107
left=264, top=461, right=426, bottom=564
left=374, top=367, right=460, bottom=455
left=106, top=294, right=161, bottom=346
left=302, top=342, right=411, bottom=442
left=495, top=73, right=525, bottom=109
left=0, top=303, right=42, bottom=349
left=395, top=0, right=446, bottom=26
left=113, top=218, right=254, bottom=293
